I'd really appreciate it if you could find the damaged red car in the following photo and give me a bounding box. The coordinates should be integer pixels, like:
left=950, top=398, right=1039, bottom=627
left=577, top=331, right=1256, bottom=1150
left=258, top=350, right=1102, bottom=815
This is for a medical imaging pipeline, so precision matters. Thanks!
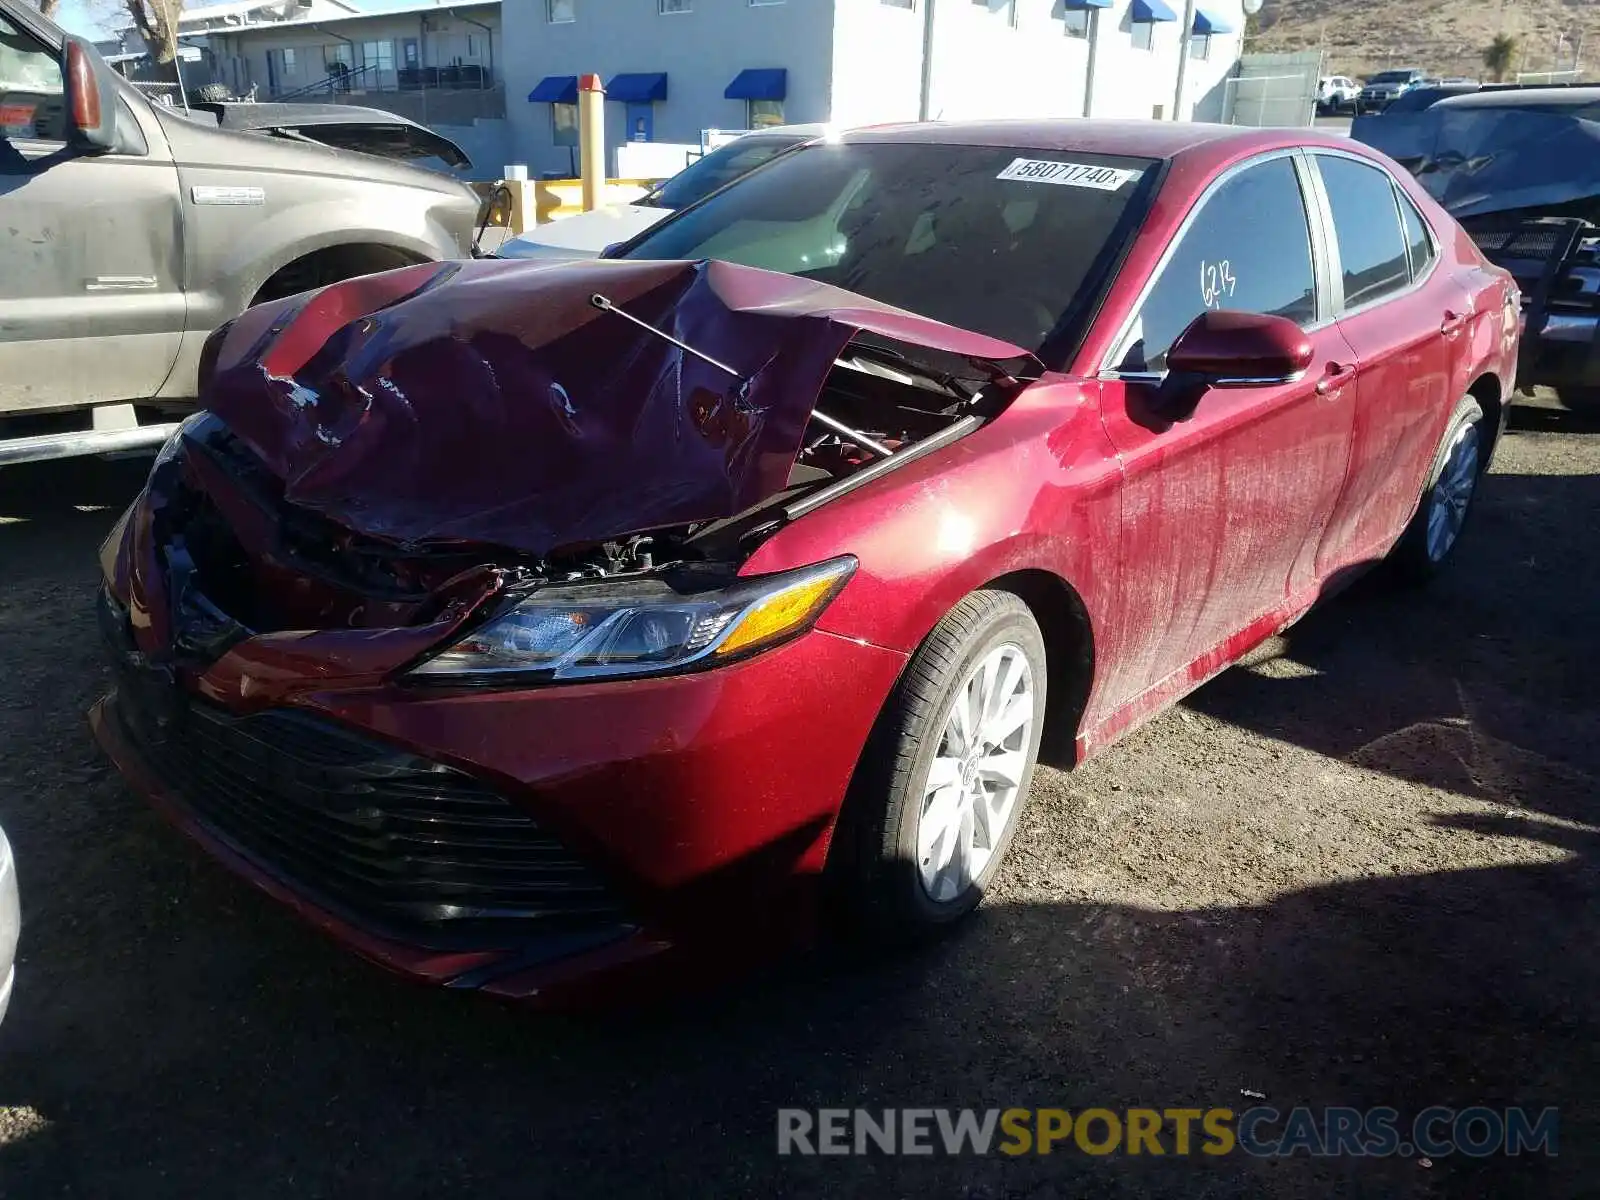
left=92, top=122, right=1519, bottom=1002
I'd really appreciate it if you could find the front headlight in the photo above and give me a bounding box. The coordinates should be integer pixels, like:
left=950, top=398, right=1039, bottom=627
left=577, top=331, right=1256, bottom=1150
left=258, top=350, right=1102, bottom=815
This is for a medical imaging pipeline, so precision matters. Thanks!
left=409, top=556, right=857, bottom=684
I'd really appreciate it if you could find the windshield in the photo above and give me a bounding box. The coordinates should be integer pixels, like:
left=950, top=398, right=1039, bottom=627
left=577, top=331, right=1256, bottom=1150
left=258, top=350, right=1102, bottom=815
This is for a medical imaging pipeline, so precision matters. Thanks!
left=620, top=141, right=1158, bottom=351
left=642, top=134, right=810, bottom=209
left=1369, top=71, right=1419, bottom=84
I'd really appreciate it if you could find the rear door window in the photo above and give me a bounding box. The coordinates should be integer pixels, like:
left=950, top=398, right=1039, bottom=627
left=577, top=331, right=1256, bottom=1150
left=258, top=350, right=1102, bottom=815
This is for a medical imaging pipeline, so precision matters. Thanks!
left=1395, top=186, right=1436, bottom=281
left=1316, top=155, right=1411, bottom=309
left=1119, top=155, right=1317, bottom=372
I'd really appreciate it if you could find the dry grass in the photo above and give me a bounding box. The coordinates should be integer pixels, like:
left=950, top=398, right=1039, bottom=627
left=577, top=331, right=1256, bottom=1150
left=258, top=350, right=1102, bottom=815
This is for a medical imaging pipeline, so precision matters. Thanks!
left=1254, top=0, right=1600, bottom=80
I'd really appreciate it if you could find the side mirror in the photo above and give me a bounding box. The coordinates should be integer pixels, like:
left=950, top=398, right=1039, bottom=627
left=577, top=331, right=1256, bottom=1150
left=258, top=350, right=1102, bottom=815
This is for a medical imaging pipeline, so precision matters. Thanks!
left=599, top=241, right=625, bottom=259
left=1157, top=309, right=1314, bottom=421
left=63, top=37, right=118, bottom=153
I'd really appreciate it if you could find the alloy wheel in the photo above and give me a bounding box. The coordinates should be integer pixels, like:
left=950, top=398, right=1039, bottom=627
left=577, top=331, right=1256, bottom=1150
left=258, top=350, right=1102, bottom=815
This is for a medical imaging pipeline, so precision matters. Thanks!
left=1425, top=422, right=1480, bottom=563
left=916, top=642, right=1035, bottom=903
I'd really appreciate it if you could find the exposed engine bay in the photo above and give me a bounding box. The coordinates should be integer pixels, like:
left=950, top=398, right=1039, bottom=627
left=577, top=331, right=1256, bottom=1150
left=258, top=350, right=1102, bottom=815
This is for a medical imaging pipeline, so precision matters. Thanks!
left=146, top=254, right=1047, bottom=652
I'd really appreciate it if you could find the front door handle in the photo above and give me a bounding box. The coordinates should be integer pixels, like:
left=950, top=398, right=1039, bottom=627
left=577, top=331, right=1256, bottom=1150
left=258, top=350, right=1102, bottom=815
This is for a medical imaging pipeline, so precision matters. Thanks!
left=1315, top=362, right=1351, bottom=396
left=1441, top=309, right=1468, bottom=338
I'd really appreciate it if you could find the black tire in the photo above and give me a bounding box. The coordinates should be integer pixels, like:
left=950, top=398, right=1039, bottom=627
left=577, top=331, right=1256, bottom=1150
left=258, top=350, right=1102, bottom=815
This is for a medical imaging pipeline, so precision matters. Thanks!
left=828, top=589, right=1047, bottom=943
left=1388, top=396, right=1486, bottom=584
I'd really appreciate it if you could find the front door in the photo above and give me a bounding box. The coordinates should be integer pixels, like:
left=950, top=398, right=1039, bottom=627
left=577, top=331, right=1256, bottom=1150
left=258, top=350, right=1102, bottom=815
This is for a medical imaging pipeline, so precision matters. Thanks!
left=1096, top=152, right=1355, bottom=718
left=0, top=6, right=185, bottom=415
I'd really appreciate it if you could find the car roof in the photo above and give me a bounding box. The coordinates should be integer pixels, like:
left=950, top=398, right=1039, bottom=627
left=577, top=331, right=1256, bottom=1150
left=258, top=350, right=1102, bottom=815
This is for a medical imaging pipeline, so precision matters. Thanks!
left=741, top=123, right=831, bottom=139
left=838, top=119, right=1356, bottom=169
left=1436, top=86, right=1600, bottom=110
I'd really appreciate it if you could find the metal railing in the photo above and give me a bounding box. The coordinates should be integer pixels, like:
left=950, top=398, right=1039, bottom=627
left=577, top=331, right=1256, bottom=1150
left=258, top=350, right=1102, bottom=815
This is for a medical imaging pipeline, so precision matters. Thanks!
left=272, top=62, right=494, bottom=101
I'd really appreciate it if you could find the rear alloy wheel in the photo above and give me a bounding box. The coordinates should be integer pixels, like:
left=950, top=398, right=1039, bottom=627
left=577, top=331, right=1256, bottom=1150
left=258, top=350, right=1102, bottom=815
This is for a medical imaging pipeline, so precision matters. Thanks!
left=829, top=590, right=1047, bottom=941
left=1389, top=396, right=1485, bottom=582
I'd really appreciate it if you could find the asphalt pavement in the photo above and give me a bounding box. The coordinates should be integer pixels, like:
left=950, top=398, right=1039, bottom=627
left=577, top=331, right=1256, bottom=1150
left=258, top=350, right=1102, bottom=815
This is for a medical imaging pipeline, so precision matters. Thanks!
left=0, top=396, right=1596, bottom=1198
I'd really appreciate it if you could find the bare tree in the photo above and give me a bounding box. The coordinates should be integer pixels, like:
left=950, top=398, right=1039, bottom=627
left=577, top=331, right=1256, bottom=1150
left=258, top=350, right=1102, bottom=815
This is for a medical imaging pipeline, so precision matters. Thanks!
left=123, top=0, right=183, bottom=65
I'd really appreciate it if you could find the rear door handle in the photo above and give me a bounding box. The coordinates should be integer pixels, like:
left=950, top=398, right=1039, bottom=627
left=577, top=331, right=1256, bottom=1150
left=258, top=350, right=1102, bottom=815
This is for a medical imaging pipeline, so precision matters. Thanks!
left=1315, top=362, right=1351, bottom=396
left=1442, top=309, right=1468, bottom=338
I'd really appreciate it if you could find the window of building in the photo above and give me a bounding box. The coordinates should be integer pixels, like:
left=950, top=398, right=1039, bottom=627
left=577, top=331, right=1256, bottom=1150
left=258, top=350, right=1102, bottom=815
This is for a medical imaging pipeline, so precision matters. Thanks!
left=659, top=0, right=692, bottom=13
left=748, top=98, right=785, bottom=128
left=1064, top=8, right=1089, bottom=37
left=1396, top=187, right=1436, bottom=281
left=547, top=0, right=575, bottom=20
left=1120, top=156, right=1317, bottom=372
left=361, top=40, right=395, bottom=72
left=1132, top=21, right=1154, bottom=49
left=1315, top=154, right=1411, bottom=310
left=1189, top=32, right=1210, bottom=59
left=325, top=43, right=353, bottom=68
left=281, top=47, right=297, bottom=71
left=551, top=101, right=578, bottom=147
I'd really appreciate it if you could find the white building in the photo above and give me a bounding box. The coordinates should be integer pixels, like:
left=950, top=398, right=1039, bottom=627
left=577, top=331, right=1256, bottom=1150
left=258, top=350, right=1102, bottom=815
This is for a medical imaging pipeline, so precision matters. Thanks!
left=507, top=0, right=1245, bottom=177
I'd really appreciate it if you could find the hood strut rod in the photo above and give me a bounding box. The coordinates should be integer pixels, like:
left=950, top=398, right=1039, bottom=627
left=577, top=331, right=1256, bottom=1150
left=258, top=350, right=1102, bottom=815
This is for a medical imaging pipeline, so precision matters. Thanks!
left=590, top=292, right=895, bottom=458
left=590, top=293, right=743, bottom=378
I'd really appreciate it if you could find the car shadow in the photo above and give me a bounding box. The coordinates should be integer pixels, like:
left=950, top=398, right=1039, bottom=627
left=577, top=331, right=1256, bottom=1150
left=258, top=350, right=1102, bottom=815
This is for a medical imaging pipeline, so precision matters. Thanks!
left=1184, top=467, right=1600, bottom=792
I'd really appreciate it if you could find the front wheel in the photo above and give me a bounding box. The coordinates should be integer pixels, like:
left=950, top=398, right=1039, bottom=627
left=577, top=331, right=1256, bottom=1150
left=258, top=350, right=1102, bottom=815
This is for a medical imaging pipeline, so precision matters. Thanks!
left=828, top=590, right=1047, bottom=942
left=1387, top=396, right=1485, bottom=582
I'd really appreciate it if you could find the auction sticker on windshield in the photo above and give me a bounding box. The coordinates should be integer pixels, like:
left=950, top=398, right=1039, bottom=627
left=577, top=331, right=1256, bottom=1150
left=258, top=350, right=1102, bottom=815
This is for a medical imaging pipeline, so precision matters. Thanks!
left=996, top=159, right=1140, bottom=190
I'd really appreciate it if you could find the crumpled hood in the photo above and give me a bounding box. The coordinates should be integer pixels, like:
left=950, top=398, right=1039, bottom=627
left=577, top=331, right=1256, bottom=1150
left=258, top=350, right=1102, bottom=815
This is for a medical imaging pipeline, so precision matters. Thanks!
left=1354, top=102, right=1600, bottom=221
left=199, top=257, right=1040, bottom=558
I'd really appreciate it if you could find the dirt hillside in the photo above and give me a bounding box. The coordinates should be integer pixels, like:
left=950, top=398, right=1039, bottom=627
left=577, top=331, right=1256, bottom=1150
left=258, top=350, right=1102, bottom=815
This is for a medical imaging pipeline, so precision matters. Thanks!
left=1254, top=0, right=1600, bottom=81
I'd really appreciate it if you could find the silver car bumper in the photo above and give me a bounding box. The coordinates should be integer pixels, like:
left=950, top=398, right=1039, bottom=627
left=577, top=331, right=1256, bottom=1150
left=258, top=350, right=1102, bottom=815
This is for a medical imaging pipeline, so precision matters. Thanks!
left=0, top=827, right=16, bottom=1026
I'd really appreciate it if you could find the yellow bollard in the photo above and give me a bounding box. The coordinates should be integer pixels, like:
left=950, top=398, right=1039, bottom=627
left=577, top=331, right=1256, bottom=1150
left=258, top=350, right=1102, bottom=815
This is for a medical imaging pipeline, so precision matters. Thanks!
left=579, top=73, right=606, bottom=213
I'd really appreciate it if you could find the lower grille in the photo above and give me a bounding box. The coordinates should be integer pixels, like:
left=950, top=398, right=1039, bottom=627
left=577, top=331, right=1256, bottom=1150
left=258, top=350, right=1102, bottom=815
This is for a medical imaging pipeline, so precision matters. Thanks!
left=108, top=659, right=624, bottom=943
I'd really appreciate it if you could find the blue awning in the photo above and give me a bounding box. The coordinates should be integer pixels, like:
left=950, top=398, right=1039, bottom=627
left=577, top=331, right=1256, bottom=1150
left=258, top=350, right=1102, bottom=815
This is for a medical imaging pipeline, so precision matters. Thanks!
left=606, top=72, right=669, bottom=103
left=1132, top=0, right=1177, bottom=21
left=528, top=75, right=578, bottom=104
left=1062, top=0, right=1114, bottom=8
left=1192, top=6, right=1236, bottom=33
left=725, top=68, right=787, bottom=101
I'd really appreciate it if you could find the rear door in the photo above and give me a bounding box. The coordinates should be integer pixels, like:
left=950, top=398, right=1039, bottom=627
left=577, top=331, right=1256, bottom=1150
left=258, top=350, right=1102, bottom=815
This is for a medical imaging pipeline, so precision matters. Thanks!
left=1096, top=151, right=1356, bottom=716
left=0, top=5, right=184, bottom=416
left=1308, top=151, right=1458, bottom=575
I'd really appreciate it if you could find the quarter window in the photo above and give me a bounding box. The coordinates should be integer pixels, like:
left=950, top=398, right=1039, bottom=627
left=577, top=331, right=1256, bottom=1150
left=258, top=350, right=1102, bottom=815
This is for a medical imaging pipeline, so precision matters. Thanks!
left=1396, top=187, right=1436, bottom=281
left=1316, top=154, right=1410, bottom=309
left=1121, top=157, right=1317, bottom=372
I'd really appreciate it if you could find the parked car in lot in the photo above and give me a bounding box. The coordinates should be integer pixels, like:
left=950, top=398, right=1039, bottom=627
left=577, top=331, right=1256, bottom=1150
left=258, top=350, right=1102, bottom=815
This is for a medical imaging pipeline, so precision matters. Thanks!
left=0, top=0, right=481, bottom=467
left=91, top=121, right=1518, bottom=1003
left=1354, top=86, right=1600, bottom=408
left=0, top=823, right=16, bottom=1026
left=1357, top=68, right=1430, bottom=112
left=497, top=124, right=826, bottom=261
left=1317, top=75, right=1361, bottom=113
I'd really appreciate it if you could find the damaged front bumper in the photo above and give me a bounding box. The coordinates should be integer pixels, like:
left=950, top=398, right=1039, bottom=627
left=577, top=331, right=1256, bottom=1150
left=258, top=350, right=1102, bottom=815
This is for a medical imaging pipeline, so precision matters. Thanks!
left=91, top=503, right=908, bottom=1001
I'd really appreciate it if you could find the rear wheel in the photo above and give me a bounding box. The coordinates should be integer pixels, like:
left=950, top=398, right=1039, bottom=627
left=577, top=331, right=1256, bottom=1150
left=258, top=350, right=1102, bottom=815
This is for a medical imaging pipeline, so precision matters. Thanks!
left=1388, top=396, right=1485, bottom=582
left=829, top=590, right=1047, bottom=941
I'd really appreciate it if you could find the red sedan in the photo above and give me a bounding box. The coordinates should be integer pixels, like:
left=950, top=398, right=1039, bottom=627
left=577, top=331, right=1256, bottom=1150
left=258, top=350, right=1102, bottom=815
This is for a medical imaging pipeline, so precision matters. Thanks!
left=92, top=121, right=1518, bottom=1002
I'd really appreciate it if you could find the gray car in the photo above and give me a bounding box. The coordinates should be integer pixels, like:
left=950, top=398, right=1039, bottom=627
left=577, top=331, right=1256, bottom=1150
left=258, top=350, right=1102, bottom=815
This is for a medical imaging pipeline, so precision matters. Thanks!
left=0, top=0, right=481, bottom=464
left=0, top=824, right=16, bottom=1025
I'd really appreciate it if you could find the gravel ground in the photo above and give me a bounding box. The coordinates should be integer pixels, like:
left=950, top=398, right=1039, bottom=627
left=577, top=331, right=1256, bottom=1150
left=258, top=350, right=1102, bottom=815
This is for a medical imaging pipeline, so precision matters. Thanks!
left=0, top=398, right=1597, bottom=1198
